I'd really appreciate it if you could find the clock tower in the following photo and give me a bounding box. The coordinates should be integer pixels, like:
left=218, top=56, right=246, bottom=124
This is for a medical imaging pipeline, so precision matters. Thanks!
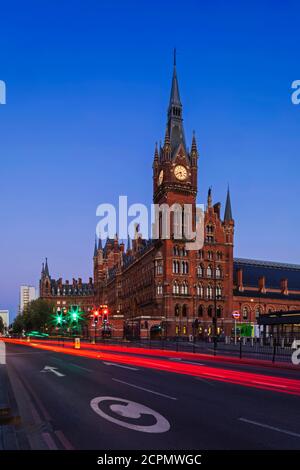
left=153, top=51, right=198, bottom=236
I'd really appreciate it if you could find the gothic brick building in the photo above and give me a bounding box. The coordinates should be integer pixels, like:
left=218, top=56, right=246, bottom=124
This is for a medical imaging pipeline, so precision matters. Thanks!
left=40, top=57, right=300, bottom=339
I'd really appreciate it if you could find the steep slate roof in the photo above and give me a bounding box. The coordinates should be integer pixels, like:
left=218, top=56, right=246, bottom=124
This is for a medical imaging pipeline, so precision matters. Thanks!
left=234, top=258, right=300, bottom=291
left=50, top=280, right=94, bottom=296
left=224, top=187, right=233, bottom=221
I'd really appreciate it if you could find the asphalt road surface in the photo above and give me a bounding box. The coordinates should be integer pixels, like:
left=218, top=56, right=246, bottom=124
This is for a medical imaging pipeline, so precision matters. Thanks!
left=3, top=342, right=300, bottom=450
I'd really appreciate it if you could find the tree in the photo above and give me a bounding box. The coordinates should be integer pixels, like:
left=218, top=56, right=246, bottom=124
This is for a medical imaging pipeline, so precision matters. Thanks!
left=12, top=298, right=55, bottom=333
left=0, top=316, right=4, bottom=334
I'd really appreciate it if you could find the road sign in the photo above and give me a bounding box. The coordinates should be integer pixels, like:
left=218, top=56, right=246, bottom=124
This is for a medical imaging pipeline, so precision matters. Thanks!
left=232, top=311, right=240, bottom=320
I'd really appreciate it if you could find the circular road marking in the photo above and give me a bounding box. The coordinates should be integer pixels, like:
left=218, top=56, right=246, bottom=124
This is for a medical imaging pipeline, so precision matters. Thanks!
left=90, top=396, right=170, bottom=433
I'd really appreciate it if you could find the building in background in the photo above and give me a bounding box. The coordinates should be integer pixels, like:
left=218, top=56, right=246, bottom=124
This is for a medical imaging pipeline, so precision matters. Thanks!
left=19, top=285, right=37, bottom=313
left=0, top=310, right=9, bottom=328
left=39, top=56, right=300, bottom=340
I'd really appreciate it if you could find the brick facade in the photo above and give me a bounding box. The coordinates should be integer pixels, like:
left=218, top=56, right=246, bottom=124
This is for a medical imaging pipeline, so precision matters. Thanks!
left=40, top=59, right=300, bottom=339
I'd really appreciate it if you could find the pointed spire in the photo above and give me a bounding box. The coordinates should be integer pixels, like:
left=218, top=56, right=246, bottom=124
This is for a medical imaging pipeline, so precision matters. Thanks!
left=207, top=187, right=212, bottom=208
left=191, top=130, right=197, bottom=152
left=167, top=50, right=186, bottom=154
left=169, top=48, right=181, bottom=107
left=41, top=262, right=45, bottom=275
left=94, top=237, right=97, bottom=257
left=154, top=142, right=159, bottom=162
left=164, top=126, right=170, bottom=146
left=224, top=186, right=233, bottom=221
left=44, top=257, right=50, bottom=277
left=98, top=237, right=102, bottom=250
left=127, top=234, right=131, bottom=251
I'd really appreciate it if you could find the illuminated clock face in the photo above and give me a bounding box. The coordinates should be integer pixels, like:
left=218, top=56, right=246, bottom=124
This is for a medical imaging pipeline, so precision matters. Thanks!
left=158, top=170, right=164, bottom=185
left=174, top=165, right=187, bottom=181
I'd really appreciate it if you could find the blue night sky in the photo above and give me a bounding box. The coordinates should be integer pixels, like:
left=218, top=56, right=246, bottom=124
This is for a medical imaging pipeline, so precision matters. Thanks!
left=0, top=1, right=299, bottom=319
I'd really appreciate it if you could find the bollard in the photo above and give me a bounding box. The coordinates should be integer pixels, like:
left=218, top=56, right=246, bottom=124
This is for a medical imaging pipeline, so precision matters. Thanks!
left=27, top=336, right=30, bottom=343
left=74, top=337, right=80, bottom=349
left=251, top=337, right=254, bottom=347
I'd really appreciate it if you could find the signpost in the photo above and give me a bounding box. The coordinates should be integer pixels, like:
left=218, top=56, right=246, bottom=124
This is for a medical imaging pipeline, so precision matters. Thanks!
left=232, top=311, right=240, bottom=344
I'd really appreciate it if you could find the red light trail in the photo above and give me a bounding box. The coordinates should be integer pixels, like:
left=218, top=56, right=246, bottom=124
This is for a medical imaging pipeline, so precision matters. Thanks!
left=3, top=338, right=300, bottom=396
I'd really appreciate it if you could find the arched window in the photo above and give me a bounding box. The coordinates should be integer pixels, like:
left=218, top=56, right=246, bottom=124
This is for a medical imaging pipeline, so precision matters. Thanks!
left=207, top=285, right=213, bottom=299
left=198, top=250, right=204, bottom=259
left=181, top=261, right=189, bottom=274
left=197, top=284, right=203, bottom=297
left=182, top=304, right=188, bottom=317
left=181, top=282, right=188, bottom=295
left=157, top=284, right=163, bottom=295
left=198, top=305, right=204, bottom=317
left=216, top=306, right=222, bottom=318
left=197, top=264, right=204, bottom=277
left=207, top=305, right=213, bottom=317
left=216, top=285, right=222, bottom=299
left=208, top=251, right=213, bottom=260
left=216, top=266, right=222, bottom=278
left=173, top=281, right=179, bottom=295
left=206, top=224, right=214, bottom=234
left=173, top=207, right=182, bottom=239
left=173, top=261, right=180, bottom=274
left=207, top=265, right=212, bottom=278
left=175, top=304, right=180, bottom=316
left=217, top=251, right=222, bottom=260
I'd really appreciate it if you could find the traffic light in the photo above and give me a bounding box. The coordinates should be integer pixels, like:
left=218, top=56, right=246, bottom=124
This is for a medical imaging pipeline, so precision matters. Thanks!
left=69, top=305, right=81, bottom=322
left=93, top=309, right=99, bottom=324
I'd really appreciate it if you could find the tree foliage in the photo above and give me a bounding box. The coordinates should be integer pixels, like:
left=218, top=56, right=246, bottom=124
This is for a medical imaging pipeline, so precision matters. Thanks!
left=12, top=298, right=55, bottom=333
left=0, top=316, right=4, bottom=334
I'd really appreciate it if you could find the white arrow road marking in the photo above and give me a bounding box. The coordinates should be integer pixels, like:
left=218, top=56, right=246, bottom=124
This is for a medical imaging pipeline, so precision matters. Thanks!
left=103, top=361, right=138, bottom=371
left=91, top=396, right=170, bottom=433
left=41, top=366, right=65, bottom=377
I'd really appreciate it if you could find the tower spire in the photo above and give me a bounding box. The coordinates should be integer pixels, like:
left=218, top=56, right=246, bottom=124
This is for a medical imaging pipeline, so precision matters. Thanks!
left=44, top=257, right=50, bottom=277
left=207, top=187, right=212, bottom=208
left=224, top=186, right=233, bottom=221
left=94, top=236, right=97, bottom=257
left=167, top=50, right=186, bottom=154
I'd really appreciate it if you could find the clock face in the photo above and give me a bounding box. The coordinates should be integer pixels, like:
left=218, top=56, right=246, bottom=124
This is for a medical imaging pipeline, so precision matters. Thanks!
left=158, top=170, right=164, bottom=186
left=174, top=165, right=187, bottom=181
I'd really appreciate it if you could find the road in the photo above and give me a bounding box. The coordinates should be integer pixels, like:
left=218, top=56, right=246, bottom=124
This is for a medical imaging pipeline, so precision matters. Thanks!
left=3, top=342, right=300, bottom=450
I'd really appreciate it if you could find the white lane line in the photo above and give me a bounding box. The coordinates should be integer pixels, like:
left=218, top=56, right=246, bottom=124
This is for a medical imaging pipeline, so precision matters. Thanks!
left=168, top=358, right=204, bottom=366
left=69, top=363, right=93, bottom=373
left=55, top=430, right=75, bottom=450
left=239, top=418, right=300, bottom=438
left=251, top=381, right=287, bottom=388
left=42, top=432, right=58, bottom=450
left=103, top=361, right=139, bottom=371
left=112, top=378, right=177, bottom=400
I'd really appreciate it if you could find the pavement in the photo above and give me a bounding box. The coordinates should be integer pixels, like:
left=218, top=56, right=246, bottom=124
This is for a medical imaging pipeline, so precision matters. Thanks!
left=2, top=341, right=300, bottom=450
